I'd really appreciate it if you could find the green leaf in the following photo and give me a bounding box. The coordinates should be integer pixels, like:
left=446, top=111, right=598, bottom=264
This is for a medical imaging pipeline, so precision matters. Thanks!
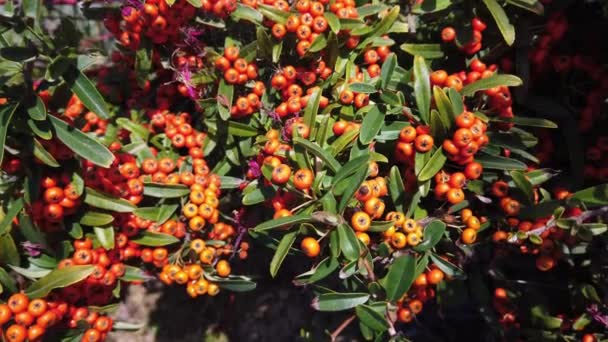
left=0, top=234, right=19, bottom=265
left=84, top=187, right=135, bottom=213
left=413, top=220, right=446, bottom=252
left=388, top=166, right=405, bottom=212
left=116, top=118, right=149, bottom=140
left=506, top=0, right=544, bottom=14
left=325, top=12, right=341, bottom=33
left=359, top=106, right=385, bottom=144
left=337, top=224, right=361, bottom=261
left=231, top=3, right=263, bottom=23
left=131, top=231, right=180, bottom=246
left=448, top=88, right=464, bottom=114
left=28, top=118, right=52, bottom=140
left=491, top=116, right=557, bottom=128
left=330, top=128, right=359, bottom=156
left=0, top=104, right=18, bottom=164
left=356, top=305, right=389, bottom=332
left=269, top=231, right=297, bottom=278
left=338, top=166, right=368, bottom=213
left=217, top=79, right=234, bottom=121
left=66, top=70, right=110, bottom=119
left=79, top=212, right=114, bottom=226
left=483, top=0, right=515, bottom=46
left=303, top=88, right=321, bottom=136
left=433, top=86, right=456, bottom=127
left=32, top=139, right=59, bottom=167
left=186, top=0, right=201, bottom=6
left=135, top=45, right=152, bottom=87
left=242, top=186, right=275, bottom=205
left=380, top=255, right=415, bottom=302
left=0, top=197, right=24, bottom=235
left=48, top=115, right=114, bottom=168
left=400, top=44, right=444, bottom=59
left=476, top=153, right=527, bottom=170
left=413, top=56, right=431, bottom=123
left=379, top=54, right=396, bottom=89
left=252, top=214, right=313, bottom=232
left=257, top=4, right=289, bottom=24
left=0, top=267, right=17, bottom=294
left=429, top=253, right=465, bottom=278
left=309, top=34, right=327, bottom=53
left=26, top=96, right=47, bottom=120
left=510, top=170, right=534, bottom=205
left=25, top=265, right=95, bottom=299
left=333, top=155, right=370, bottom=185
left=93, top=226, right=115, bottom=250
left=530, top=305, right=563, bottom=330
left=349, top=83, right=377, bottom=94
left=293, top=137, right=340, bottom=172
left=360, top=6, right=399, bottom=46
left=312, top=292, right=370, bottom=312
left=219, top=176, right=243, bottom=189
left=203, top=274, right=257, bottom=292
left=461, top=74, right=522, bottom=96
left=417, top=148, right=446, bottom=181
left=142, top=182, right=190, bottom=198
left=120, top=265, right=153, bottom=282
left=571, top=184, right=608, bottom=206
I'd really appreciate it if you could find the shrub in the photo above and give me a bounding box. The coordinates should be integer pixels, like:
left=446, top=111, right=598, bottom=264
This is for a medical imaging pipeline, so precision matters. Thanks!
left=0, top=0, right=607, bottom=341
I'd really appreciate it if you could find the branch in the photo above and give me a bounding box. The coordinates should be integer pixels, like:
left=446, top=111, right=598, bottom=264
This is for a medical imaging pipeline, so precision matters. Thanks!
left=330, top=314, right=356, bottom=342
left=508, top=206, right=608, bottom=243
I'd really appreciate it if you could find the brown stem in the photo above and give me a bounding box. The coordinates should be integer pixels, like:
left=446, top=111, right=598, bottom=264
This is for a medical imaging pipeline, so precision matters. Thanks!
left=330, top=314, right=356, bottom=342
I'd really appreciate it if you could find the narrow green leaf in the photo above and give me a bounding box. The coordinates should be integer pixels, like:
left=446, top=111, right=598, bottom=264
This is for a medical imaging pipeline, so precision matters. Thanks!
left=418, top=148, right=447, bottom=181
left=381, top=255, right=415, bottom=301
left=510, top=170, right=534, bottom=205
left=338, top=166, right=368, bottom=213
left=217, top=79, right=234, bottom=121
left=294, top=137, right=340, bottom=172
left=80, top=211, right=114, bottom=226
left=25, top=265, right=95, bottom=299
left=337, top=224, right=361, bottom=261
left=0, top=198, right=24, bottom=235
left=333, top=155, right=370, bottom=185
left=359, top=106, right=385, bottom=144
left=257, top=4, right=289, bottom=24
left=0, top=104, right=18, bottom=164
left=142, top=182, right=190, bottom=198
left=388, top=166, right=405, bottom=212
left=349, top=83, right=377, bottom=94
left=483, top=0, right=515, bottom=46
left=380, top=54, right=396, bottom=89
left=413, top=56, right=431, bottom=123
left=429, top=253, right=465, bottom=278
left=231, top=3, right=263, bottom=23
left=312, top=292, right=370, bottom=311
left=269, top=231, right=298, bottom=277
left=131, top=231, right=180, bottom=246
left=356, top=305, right=389, bottom=332
left=476, top=152, right=527, bottom=170
left=400, top=44, right=444, bottom=59
left=252, top=214, right=313, bottom=232
left=413, top=220, right=446, bottom=252
left=26, top=96, right=46, bottom=120
left=93, top=226, right=115, bottom=250
left=84, top=187, right=135, bottom=213
left=48, top=115, right=114, bottom=168
left=571, top=184, right=608, bottom=206
left=33, top=139, right=59, bottom=167
left=461, top=74, right=522, bottom=96
left=66, top=70, right=110, bottom=119
left=325, top=12, right=341, bottom=33
left=303, top=88, right=321, bottom=136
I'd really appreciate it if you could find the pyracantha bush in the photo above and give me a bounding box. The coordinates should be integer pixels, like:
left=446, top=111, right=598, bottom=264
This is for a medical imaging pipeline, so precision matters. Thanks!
left=0, top=0, right=607, bottom=341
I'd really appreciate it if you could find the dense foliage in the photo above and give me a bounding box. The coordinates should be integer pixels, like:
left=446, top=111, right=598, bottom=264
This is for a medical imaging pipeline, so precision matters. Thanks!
left=0, top=0, right=607, bottom=341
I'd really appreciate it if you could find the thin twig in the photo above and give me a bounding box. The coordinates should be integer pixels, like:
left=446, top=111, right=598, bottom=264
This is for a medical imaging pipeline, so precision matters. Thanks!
left=330, top=314, right=356, bottom=342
